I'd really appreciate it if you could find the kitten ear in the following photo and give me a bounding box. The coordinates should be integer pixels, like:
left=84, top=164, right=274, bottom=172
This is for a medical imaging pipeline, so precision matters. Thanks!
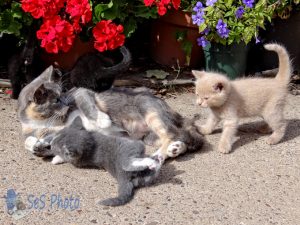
left=213, top=82, right=224, bottom=92
left=33, top=84, right=48, bottom=104
left=192, top=70, right=205, bottom=79
left=71, top=117, right=85, bottom=130
left=49, top=67, right=62, bottom=83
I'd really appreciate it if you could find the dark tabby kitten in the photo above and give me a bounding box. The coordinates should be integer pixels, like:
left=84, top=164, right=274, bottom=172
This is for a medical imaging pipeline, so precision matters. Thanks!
left=32, top=117, right=162, bottom=206
left=62, top=46, right=131, bottom=92
left=8, top=30, right=44, bottom=99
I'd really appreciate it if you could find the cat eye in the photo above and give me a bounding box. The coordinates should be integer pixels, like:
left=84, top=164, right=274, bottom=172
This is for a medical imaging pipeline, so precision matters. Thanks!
left=204, top=97, right=209, bottom=100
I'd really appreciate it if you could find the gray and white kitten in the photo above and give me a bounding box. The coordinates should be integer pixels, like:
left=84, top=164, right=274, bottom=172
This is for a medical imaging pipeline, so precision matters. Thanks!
left=32, top=117, right=163, bottom=206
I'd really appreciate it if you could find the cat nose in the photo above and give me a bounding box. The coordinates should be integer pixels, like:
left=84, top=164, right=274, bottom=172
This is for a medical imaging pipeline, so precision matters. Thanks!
left=196, top=99, right=202, bottom=106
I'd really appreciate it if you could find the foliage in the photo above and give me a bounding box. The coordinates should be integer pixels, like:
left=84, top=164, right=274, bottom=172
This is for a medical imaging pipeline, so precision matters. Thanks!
left=192, top=0, right=275, bottom=46
left=268, top=0, right=300, bottom=19
left=0, top=1, right=32, bottom=39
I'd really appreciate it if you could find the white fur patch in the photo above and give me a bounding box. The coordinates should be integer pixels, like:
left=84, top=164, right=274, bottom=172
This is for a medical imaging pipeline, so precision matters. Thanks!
left=131, top=158, right=156, bottom=168
left=25, top=136, right=38, bottom=152
left=96, top=111, right=111, bottom=128
left=167, top=141, right=187, bottom=157
left=51, top=155, right=64, bottom=165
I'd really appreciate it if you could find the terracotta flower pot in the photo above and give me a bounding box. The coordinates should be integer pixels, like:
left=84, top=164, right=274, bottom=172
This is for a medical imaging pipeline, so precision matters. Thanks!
left=150, top=10, right=204, bottom=68
left=41, top=37, right=96, bottom=70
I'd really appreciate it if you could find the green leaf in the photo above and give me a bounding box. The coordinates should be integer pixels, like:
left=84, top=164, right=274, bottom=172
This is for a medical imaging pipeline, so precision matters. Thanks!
left=123, top=17, right=137, bottom=37
left=199, top=23, right=207, bottom=33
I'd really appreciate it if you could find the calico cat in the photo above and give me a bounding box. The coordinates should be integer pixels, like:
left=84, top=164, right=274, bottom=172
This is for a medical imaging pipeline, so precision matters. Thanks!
left=30, top=117, right=163, bottom=206
left=19, top=66, right=204, bottom=163
left=19, top=66, right=114, bottom=162
left=192, top=43, right=291, bottom=154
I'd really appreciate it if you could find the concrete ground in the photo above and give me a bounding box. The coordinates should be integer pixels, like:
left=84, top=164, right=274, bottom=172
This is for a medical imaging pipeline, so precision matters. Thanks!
left=0, top=91, right=299, bottom=225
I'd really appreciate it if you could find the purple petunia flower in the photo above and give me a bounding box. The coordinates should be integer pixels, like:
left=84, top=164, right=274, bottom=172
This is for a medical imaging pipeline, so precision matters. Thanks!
left=235, top=6, right=244, bottom=19
left=255, top=36, right=261, bottom=44
left=192, top=11, right=205, bottom=26
left=243, top=0, right=254, bottom=8
left=216, top=19, right=230, bottom=38
left=197, top=36, right=209, bottom=47
left=206, top=0, right=217, bottom=7
left=201, top=28, right=210, bottom=35
left=193, top=2, right=204, bottom=12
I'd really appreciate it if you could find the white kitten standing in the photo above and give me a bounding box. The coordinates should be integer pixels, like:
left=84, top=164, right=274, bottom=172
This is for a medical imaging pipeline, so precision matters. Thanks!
left=193, top=43, right=291, bottom=154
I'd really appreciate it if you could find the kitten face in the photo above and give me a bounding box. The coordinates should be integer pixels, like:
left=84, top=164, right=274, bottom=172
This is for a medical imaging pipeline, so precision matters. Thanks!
left=50, top=117, right=95, bottom=163
left=192, top=70, right=231, bottom=108
left=28, top=82, right=69, bottom=120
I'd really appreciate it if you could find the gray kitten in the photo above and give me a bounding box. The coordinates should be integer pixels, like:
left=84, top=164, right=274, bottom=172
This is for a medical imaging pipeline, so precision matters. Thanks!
left=32, top=117, right=163, bottom=206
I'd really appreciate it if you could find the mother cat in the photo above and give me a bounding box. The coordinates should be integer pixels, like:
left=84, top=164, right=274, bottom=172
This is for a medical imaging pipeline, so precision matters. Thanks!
left=18, top=66, right=204, bottom=163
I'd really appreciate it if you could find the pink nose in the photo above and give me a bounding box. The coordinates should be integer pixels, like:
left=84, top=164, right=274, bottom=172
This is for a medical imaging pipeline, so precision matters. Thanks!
left=196, top=99, right=202, bottom=106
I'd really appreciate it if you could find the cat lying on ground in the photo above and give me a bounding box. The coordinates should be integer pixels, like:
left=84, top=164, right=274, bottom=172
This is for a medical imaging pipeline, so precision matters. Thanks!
left=20, top=66, right=204, bottom=164
left=28, top=117, right=163, bottom=206
left=193, top=43, right=291, bottom=154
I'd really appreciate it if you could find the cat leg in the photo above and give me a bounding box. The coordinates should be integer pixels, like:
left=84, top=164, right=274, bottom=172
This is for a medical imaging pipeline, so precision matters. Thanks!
left=218, top=119, right=239, bottom=154
left=199, top=112, right=220, bottom=135
left=166, top=141, right=187, bottom=157
left=264, top=112, right=286, bottom=145
left=51, top=155, right=65, bottom=165
left=99, top=178, right=134, bottom=206
left=73, top=88, right=111, bottom=129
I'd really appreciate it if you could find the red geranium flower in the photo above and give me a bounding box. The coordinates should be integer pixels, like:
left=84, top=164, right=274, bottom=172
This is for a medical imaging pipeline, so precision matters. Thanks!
left=37, top=16, right=75, bottom=53
left=143, top=0, right=181, bottom=16
left=93, top=20, right=125, bottom=52
left=66, top=0, right=92, bottom=32
left=21, top=0, right=65, bottom=19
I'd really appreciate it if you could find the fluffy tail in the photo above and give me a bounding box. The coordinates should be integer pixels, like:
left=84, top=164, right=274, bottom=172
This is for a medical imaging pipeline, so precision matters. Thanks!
left=100, top=181, right=134, bottom=206
left=264, top=43, right=291, bottom=84
left=180, top=114, right=204, bottom=153
left=101, top=46, right=131, bottom=76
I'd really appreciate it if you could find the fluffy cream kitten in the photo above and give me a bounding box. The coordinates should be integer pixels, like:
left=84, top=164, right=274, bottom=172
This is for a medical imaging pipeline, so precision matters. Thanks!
left=192, top=43, right=291, bottom=154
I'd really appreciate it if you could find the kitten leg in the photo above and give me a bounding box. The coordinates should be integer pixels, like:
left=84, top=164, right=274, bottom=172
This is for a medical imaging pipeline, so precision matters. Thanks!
left=25, top=136, right=53, bottom=157
left=218, top=119, right=239, bottom=154
left=99, top=179, right=134, bottom=206
left=199, top=112, right=220, bottom=135
left=123, top=157, right=159, bottom=171
left=264, top=114, right=286, bottom=145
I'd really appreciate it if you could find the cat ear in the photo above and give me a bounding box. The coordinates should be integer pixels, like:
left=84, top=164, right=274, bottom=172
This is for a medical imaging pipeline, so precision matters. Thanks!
left=49, top=66, right=62, bottom=83
left=213, top=82, right=224, bottom=92
left=33, top=84, right=48, bottom=104
left=71, top=117, right=85, bottom=130
left=192, top=70, right=205, bottom=79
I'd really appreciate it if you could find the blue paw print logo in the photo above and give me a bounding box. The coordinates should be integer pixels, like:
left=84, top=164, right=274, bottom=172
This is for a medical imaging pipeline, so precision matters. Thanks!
left=5, top=189, right=17, bottom=215
left=5, top=188, right=28, bottom=219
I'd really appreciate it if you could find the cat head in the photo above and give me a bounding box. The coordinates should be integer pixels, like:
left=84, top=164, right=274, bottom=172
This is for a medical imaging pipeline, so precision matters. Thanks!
left=192, top=70, right=231, bottom=108
left=51, top=117, right=95, bottom=163
left=21, top=66, right=70, bottom=121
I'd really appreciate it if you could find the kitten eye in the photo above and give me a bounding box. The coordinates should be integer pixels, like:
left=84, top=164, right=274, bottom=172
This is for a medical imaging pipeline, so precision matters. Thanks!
left=204, top=97, right=209, bottom=100
left=55, top=98, right=60, bottom=103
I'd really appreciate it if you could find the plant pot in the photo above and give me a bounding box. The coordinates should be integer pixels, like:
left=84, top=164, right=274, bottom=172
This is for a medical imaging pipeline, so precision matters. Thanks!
left=150, top=10, right=204, bottom=68
left=203, top=42, right=248, bottom=79
left=41, top=37, right=95, bottom=70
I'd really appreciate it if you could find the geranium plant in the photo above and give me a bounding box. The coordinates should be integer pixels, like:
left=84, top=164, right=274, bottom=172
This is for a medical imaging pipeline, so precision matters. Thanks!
left=192, top=0, right=276, bottom=47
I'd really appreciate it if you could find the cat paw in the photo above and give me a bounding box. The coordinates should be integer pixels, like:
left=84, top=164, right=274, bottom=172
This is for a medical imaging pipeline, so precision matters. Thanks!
left=266, top=136, right=281, bottom=145
left=25, top=136, right=39, bottom=152
left=96, top=112, right=111, bottom=129
left=167, top=141, right=187, bottom=157
left=51, top=155, right=65, bottom=165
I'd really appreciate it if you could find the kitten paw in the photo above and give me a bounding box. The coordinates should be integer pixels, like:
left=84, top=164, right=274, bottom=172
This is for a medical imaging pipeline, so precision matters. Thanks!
left=218, top=141, right=232, bottom=154
left=167, top=141, right=187, bottom=157
left=266, top=136, right=280, bottom=145
left=51, top=155, right=65, bottom=165
left=152, top=149, right=166, bottom=163
left=199, top=125, right=213, bottom=135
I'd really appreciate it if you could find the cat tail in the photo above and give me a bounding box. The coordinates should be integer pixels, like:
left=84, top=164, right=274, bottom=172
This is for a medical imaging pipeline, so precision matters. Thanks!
left=264, top=43, right=292, bottom=85
left=101, top=46, right=131, bottom=76
left=100, top=180, right=134, bottom=206
left=181, top=114, right=204, bottom=153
